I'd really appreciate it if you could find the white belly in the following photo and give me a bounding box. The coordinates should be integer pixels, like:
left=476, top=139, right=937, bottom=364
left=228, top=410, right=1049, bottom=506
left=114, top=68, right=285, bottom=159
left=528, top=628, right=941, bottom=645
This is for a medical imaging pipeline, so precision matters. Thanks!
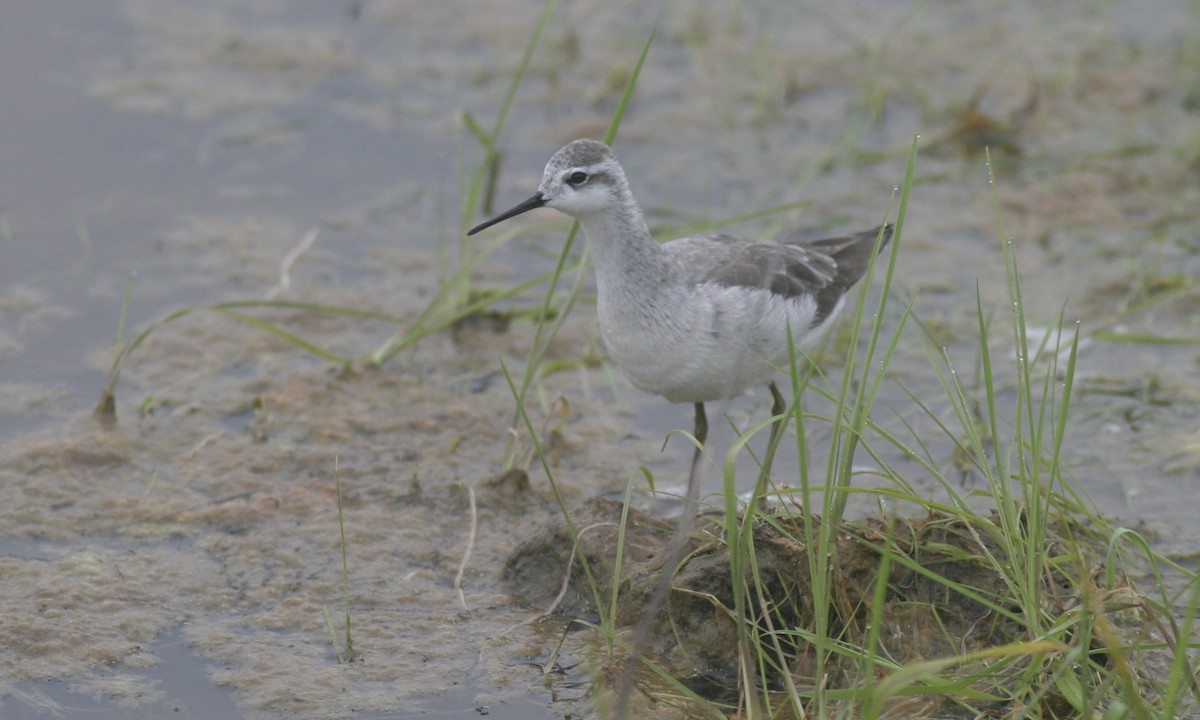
left=597, top=283, right=839, bottom=404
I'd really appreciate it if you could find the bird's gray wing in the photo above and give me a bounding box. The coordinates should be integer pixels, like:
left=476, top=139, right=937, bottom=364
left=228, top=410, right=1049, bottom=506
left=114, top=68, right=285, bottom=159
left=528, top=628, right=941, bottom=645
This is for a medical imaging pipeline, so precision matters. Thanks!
left=790, top=225, right=892, bottom=323
left=677, top=234, right=838, bottom=299
left=669, top=225, right=892, bottom=325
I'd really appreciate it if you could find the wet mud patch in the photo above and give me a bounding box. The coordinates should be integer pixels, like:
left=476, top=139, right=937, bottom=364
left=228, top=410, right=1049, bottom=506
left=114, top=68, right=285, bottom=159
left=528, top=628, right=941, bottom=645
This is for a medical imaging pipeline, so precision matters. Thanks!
left=0, top=277, right=657, bottom=716
left=504, top=497, right=1170, bottom=716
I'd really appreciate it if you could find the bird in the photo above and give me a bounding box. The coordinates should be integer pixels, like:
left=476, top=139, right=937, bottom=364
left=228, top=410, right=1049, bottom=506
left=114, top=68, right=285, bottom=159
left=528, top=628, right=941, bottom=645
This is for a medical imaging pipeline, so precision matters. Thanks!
left=468, top=139, right=890, bottom=504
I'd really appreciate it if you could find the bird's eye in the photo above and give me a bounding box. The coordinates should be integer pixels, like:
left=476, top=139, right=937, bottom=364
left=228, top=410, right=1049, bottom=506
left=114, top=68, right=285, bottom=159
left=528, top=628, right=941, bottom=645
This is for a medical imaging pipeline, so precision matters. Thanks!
left=567, top=171, right=588, bottom=186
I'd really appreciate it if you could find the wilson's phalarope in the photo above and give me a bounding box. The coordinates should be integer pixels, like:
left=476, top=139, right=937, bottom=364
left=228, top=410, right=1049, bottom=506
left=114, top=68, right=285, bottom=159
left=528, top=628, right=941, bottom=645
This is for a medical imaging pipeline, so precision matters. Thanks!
left=469, top=139, right=890, bottom=497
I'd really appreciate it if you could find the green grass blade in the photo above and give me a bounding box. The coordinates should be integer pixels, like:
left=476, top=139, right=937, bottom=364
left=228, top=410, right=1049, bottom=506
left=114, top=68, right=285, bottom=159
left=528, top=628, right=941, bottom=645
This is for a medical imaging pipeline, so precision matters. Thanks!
left=499, top=360, right=605, bottom=618
left=212, top=309, right=353, bottom=364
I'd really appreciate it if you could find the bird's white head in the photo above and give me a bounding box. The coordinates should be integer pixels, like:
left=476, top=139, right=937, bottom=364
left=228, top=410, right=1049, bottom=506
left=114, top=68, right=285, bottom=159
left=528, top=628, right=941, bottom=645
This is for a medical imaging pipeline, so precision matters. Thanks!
left=467, top=139, right=627, bottom=236
left=536, top=139, right=624, bottom=218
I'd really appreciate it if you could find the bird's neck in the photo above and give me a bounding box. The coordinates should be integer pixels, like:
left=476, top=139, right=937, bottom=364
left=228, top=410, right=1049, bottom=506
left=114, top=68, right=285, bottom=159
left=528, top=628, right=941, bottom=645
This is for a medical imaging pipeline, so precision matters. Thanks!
left=577, top=196, right=672, bottom=300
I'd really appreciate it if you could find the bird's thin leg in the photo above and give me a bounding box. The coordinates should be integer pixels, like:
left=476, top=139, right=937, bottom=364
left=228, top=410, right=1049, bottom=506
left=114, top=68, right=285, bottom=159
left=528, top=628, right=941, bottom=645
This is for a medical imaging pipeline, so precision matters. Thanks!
left=753, top=381, right=788, bottom=511
left=682, top=402, right=709, bottom=522
left=687, top=402, right=708, bottom=484
left=767, top=380, right=786, bottom=450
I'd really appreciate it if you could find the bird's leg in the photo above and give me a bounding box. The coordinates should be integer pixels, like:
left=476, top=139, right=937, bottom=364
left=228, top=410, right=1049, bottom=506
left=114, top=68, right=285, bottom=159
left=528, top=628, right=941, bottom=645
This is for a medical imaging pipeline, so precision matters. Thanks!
left=681, top=401, right=709, bottom=522
left=688, top=402, right=708, bottom=484
left=767, top=380, right=787, bottom=451
left=753, top=381, right=789, bottom=511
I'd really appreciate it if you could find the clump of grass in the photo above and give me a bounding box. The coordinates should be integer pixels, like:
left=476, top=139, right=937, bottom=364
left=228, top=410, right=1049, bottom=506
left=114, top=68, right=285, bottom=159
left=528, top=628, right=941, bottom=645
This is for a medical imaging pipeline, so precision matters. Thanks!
left=699, top=136, right=910, bottom=719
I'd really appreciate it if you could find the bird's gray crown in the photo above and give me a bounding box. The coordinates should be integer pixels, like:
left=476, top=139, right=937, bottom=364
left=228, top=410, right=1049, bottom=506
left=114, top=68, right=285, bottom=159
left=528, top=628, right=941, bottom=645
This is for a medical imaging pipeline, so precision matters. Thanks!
left=546, top=139, right=615, bottom=175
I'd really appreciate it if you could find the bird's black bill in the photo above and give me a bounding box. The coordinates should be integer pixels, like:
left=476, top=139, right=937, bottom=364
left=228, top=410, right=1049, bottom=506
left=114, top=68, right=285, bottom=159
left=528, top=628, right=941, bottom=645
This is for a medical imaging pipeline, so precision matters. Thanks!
left=466, top=193, right=546, bottom=236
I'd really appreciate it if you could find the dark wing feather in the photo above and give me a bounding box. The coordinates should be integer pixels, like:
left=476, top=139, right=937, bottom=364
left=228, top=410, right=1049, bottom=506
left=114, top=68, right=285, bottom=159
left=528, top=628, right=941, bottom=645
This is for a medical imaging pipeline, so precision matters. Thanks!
left=801, top=225, right=893, bottom=323
left=702, top=234, right=837, bottom=298
left=701, top=224, right=892, bottom=326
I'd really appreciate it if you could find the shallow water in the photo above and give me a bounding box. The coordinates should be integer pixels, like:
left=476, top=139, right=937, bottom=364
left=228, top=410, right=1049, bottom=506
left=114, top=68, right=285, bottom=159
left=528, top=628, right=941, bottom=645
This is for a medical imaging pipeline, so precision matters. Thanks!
left=1, top=1, right=1198, bottom=717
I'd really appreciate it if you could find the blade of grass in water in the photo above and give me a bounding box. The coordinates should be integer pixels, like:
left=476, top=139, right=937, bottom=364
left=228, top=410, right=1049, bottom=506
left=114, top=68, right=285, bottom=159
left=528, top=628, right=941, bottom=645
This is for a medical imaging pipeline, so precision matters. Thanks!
left=459, top=0, right=556, bottom=232
left=662, top=198, right=812, bottom=241
left=115, top=275, right=134, bottom=348
left=499, top=360, right=605, bottom=619
left=98, top=297, right=422, bottom=420
left=334, top=458, right=355, bottom=662
left=828, top=135, right=915, bottom=526
left=1092, top=330, right=1200, bottom=345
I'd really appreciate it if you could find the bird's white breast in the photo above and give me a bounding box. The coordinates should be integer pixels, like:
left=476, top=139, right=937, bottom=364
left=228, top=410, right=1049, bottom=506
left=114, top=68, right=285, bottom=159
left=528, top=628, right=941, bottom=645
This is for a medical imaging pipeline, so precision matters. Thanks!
left=597, top=282, right=837, bottom=403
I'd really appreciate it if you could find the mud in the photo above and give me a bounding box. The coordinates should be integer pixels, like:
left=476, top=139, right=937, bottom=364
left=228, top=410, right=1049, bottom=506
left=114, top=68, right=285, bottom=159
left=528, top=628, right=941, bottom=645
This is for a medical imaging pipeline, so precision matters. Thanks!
left=505, top=498, right=1179, bottom=717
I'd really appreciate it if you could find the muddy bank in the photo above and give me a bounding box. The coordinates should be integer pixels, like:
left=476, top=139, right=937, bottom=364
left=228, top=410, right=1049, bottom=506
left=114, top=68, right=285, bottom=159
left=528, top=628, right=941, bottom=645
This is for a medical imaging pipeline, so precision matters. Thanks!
left=505, top=497, right=1172, bottom=716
